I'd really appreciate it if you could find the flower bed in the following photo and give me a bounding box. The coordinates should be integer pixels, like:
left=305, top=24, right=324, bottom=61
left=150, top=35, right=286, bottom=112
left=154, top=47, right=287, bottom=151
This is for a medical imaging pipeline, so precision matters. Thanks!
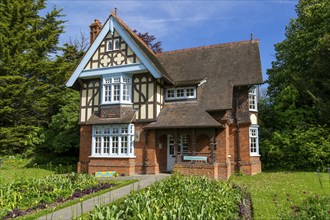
left=87, top=174, right=250, bottom=220
left=0, top=173, right=115, bottom=219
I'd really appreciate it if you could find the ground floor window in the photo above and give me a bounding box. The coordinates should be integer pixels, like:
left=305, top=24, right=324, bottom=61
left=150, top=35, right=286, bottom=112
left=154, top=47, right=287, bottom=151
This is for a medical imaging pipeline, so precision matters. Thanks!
left=168, top=134, right=189, bottom=155
left=92, top=124, right=134, bottom=157
left=249, top=126, right=259, bottom=156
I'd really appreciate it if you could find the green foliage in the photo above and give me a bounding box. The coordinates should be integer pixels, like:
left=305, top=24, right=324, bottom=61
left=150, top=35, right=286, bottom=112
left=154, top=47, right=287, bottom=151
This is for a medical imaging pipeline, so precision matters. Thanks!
left=261, top=125, right=330, bottom=171
left=41, top=91, right=80, bottom=154
left=0, top=173, right=98, bottom=219
left=0, top=0, right=84, bottom=156
left=88, top=174, right=243, bottom=220
left=261, top=0, right=330, bottom=170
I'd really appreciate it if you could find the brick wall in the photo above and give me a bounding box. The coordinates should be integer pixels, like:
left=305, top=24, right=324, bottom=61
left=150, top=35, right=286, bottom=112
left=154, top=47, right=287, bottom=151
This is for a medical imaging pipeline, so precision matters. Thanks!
left=78, top=125, right=92, bottom=173
left=88, top=158, right=135, bottom=176
left=174, top=163, right=218, bottom=179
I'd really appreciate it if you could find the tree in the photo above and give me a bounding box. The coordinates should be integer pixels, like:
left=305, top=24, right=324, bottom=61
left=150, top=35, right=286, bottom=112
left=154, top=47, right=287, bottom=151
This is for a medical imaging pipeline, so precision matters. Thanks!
left=0, top=0, right=65, bottom=155
left=133, top=30, right=163, bottom=53
left=261, top=0, right=330, bottom=171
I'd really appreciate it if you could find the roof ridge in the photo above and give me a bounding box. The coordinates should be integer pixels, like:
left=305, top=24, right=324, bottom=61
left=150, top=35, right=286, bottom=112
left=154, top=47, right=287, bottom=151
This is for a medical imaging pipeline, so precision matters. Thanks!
left=156, top=39, right=260, bottom=56
left=111, top=14, right=156, bottom=56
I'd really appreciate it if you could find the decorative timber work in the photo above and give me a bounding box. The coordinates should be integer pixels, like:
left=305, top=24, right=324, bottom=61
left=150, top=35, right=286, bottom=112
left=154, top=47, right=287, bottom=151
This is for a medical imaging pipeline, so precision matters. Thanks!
left=133, top=73, right=163, bottom=121
left=84, top=31, right=140, bottom=70
left=80, top=80, right=100, bottom=123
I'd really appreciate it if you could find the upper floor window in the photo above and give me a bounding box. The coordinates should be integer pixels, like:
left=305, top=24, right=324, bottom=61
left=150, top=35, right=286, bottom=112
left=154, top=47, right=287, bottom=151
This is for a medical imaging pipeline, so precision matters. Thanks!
left=92, top=124, right=135, bottom=157
left=106, top=39, right=120, bottom=51
left=249, top=86, right=258, bottom=111
left=103, top=76, right=131, bottom=104
left=249, top=126, right=259, bottom=156
left=165, top=87, right=196, bottom=101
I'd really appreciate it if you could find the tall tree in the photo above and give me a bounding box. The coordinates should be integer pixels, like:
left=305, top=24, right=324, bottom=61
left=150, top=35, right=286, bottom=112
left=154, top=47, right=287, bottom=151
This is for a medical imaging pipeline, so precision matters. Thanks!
left=261, top=0, right=330, bottom=170
left=0, top=0, right=65, bottom=154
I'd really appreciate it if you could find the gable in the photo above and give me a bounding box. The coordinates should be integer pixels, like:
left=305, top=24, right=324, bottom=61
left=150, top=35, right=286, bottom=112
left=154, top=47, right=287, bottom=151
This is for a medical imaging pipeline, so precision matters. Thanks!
left=66, top=15, right=169, bottom=88
left=84, top=30, right=141, bottom=70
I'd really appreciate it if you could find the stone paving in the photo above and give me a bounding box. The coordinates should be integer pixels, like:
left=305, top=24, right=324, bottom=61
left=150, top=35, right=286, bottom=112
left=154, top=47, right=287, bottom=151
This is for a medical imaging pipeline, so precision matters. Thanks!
left=38, top=174, right=170, bottom=220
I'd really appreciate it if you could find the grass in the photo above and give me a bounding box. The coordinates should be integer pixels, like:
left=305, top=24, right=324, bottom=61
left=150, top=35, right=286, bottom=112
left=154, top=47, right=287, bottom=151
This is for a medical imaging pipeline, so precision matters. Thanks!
left=0, top=155, right=77, bottom=184
left=229, top=171, right=330, bottom=219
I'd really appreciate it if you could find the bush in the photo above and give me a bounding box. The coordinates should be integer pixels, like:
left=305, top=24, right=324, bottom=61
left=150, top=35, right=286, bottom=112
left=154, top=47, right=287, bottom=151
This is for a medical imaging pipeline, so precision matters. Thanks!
left=261, top=125, right=330, bottom=171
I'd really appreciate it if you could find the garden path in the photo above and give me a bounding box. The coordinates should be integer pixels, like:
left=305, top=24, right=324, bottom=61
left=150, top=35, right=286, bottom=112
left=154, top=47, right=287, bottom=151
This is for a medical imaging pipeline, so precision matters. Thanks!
left=37, top=173, right=171, bottom=220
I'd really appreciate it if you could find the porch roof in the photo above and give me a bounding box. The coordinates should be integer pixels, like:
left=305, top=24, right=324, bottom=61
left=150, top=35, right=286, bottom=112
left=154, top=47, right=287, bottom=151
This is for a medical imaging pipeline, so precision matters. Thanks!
left=145, top=103, right=223, bottom=129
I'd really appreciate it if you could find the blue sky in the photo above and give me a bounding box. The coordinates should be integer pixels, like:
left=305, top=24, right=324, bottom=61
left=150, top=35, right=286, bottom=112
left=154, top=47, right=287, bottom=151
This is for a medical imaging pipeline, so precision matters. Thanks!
left=46, top=0, right=298, bottom=86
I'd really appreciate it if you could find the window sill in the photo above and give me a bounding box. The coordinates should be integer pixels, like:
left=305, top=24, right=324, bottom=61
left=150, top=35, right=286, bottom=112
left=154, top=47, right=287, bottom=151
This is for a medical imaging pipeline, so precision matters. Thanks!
left=250, top=154, right=260, bottom=157
left=89, top=155, right=136, bottom=159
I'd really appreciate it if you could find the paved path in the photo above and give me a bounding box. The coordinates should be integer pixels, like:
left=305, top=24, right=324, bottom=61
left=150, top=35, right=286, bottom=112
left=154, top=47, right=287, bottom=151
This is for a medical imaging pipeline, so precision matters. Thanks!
left=38, top=174, right=170, bottom=220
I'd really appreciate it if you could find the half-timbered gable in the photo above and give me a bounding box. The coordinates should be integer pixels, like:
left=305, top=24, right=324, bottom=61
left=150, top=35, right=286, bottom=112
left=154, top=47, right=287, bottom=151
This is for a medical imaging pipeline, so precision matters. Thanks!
left=84, top=30, right=141, bottom=70
left=66, top=12, right=263, bottom=179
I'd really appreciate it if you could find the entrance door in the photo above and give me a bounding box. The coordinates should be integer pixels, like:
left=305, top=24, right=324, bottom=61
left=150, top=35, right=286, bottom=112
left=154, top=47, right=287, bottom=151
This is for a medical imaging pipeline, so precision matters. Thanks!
left=167, top=135, right=176, bottom=171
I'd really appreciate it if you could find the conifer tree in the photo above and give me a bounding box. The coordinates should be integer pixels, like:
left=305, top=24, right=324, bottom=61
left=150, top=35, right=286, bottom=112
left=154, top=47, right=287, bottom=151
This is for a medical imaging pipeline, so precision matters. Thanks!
left=0, top=0, right=65, bottom=154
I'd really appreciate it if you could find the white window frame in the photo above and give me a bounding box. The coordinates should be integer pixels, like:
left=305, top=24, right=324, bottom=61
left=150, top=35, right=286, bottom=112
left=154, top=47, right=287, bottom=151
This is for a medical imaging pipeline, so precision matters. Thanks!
left=249, top=86, right=258, bottom=111
left=168, top=134, right=189, bottom=155
left=249, top=126, right=259, bottom=156
left=165, top=87, right=196, bottom=100
left=91, top=124, right=135, bottom=158
left=102, top=75, right=132, bottom=104
left=106, top=38, right=120, bottom=51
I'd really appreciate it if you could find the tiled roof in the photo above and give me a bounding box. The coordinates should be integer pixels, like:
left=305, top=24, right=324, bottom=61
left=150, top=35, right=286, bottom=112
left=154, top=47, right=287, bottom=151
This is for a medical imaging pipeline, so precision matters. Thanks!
left=156, top=40, right=263, bottom=110
left=85, top=111, right=135, bottom=125
left=111, top=13, right=174, bottom=84
left=145, top=103, right=223, bottom=129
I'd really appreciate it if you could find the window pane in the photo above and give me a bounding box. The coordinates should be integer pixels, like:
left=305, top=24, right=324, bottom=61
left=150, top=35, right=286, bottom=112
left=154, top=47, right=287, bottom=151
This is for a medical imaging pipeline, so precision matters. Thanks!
left=176, top=89, right=185, bottom=97
left=121, top=136, right=127, bottom=154
left=95, top=137, right=101, bottom=154
left=121, top=127, right=128, bottom=134
left=180, top=134, right=189, bottom=155
left=104, top=126, right=111, bottom=134
left=112, top=127, right=119, bottom=134
left=107, top=41, right=113, bottom=51
left=113, top=78, right=120, bottom=83
left=113, top=84, right=120, bottom=101
left=104, top=85, right=111, bottom=102
left=104, top=136, right=110, bottom=154
left=122, top=84, right=130, bottom=101
left=94, top=126, right=102, bottom=135
left=114, top=39, right=120, bottom=50
left=167, top=89, right=175, bottom=98
left=123, top=78, right=130, bottom=83
left=186, top=88, right=195, bottom=97
left=112, top=136, right=118, bottom=154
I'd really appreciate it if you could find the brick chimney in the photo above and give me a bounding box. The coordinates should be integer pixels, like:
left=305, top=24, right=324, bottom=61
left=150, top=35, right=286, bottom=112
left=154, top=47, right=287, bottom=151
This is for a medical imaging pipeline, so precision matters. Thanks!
left=90, top=19, right=102, bottom=44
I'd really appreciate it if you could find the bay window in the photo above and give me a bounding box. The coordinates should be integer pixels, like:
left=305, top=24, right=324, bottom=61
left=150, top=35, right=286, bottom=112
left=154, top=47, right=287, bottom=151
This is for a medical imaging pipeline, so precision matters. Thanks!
left=92, top=124, right=135, bottom=157
left=102, top=76, right=132, bottom=104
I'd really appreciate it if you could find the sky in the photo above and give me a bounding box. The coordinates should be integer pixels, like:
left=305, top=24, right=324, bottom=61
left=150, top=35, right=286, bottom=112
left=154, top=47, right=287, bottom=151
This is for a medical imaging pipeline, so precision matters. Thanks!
left=46, top=0, right=298, bottom=86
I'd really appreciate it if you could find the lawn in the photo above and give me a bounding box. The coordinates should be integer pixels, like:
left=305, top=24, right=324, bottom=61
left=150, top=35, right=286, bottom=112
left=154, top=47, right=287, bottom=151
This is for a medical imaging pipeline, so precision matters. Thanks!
left=229, top=171, right=330, bottom=219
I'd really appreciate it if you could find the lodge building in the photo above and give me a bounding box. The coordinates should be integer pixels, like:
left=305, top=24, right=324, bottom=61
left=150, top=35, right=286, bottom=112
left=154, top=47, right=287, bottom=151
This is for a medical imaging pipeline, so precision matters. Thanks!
left=66, top=12, right=263, bottom=179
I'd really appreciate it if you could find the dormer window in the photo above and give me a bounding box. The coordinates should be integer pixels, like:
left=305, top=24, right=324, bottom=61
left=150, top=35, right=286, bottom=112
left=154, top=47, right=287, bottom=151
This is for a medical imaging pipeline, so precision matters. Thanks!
left=165, top=87, right=196, bottom=100
left=106, top=39, right=120, bottom=51
left=249, top=86, right=258, bottom=111
left=102, top=76, right=132, bottom=104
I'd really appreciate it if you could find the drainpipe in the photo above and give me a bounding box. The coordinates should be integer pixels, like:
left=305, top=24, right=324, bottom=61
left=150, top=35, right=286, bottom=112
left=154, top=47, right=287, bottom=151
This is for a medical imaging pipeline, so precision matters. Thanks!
left=234, top=88, right=241, bottom=173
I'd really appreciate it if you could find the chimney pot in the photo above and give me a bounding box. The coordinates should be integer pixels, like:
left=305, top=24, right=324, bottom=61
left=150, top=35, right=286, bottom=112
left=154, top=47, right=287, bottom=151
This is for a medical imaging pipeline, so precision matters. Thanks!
left=90, top=19, right=102, bottom=44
